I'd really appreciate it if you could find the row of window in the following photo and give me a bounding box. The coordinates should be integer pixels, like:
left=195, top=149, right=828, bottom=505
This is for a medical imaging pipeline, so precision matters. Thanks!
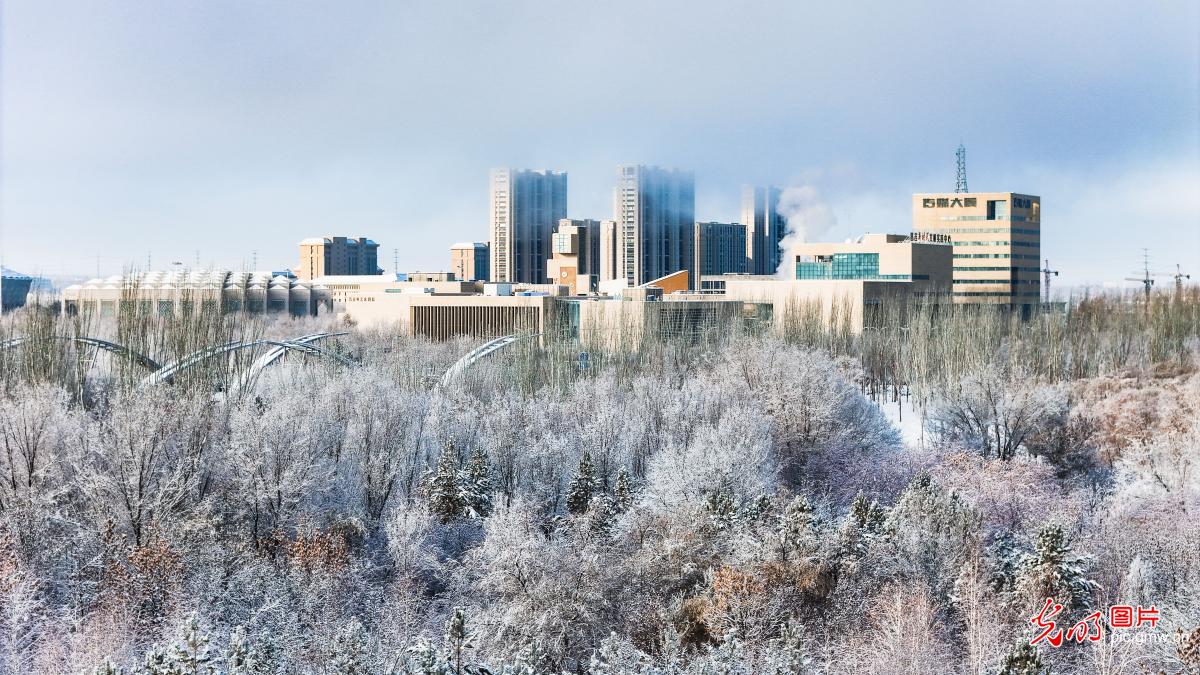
left=954, top=254, right=1040, bottom=260
left=953, top=291, right=1042, bottom=298
left=954, top=240, right=1040, bottom=248
left=935, top=226, right=1041, bottom=235
left=957, top=266, right=1041, bottom=272
left=936, top=215, right=1038, bottom=223
left=953, top=279, right=1039, bottom=285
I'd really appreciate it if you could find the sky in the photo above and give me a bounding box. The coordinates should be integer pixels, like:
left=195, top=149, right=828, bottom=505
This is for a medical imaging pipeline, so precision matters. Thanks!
left=2, top=0, right=1198, bottom=286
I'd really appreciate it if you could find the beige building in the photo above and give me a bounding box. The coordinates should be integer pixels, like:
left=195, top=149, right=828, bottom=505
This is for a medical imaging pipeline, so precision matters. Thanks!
left=911, top=192, right=1041, bottom=310
left=791, top=232, right=952, bottom=294
left=547, top=219, right=606, bottom=295
left=450, top=242, right=490, bottom=281
left=405, top=271, right=457, bottom=282
left=297, top=237, right=381, bottom=281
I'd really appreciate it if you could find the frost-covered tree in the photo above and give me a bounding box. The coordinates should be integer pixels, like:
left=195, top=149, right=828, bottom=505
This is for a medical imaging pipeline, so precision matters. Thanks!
left=1016, top=524, right=1097, bottom=611
left=427, top=447, right=464, bottom=524
left=566, top=452, right=597, bottom=516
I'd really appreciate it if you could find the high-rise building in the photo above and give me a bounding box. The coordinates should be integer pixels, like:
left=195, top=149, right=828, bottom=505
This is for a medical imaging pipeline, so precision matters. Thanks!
left=546, top=219, right=604, bottom=294
left=598, top=220, right=618, bottom=284
left=613, top=165, right=696, bottom=287
left=489, top=168, right=567, bottom=284
left=297, top=237, right=380, bottom=281
left=451, top=242, right=490, bottom=281
left=694, top=222, right=748, bottom=281
left=911, top=192, right=1041, bottom=310
left=741, top=185, right=787, bottom=275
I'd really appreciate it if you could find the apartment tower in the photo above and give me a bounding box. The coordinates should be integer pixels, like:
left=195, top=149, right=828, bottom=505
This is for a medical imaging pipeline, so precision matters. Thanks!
left=613, top=165, right=696, bottom=287
left=489, top=169, right=568, bottom=284
left=741, top=185, right=787, bottom=275
left=297, top=237, right=380, bottom=281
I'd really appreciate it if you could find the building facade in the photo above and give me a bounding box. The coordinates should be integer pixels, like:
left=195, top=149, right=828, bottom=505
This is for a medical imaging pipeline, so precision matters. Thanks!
left=613, top=165, right=696, bottom=287
left=694, top=222, right=748, bottom=281
left=911, top=192, right=1041, bottom=309
left=62, top=270, right=322, bottom=317
left=450, top=242, right=490, bottom=281
left=1, top=268, right=33, bottom=311
left=741, top=185, right=787, bottom=275
left=489, top=168, right=568, bottom=284
left=790, top=232, right=952, bottom=294
left=546, top=219, right=605, bottom=294
left=297, top=237, right=380, bottom=281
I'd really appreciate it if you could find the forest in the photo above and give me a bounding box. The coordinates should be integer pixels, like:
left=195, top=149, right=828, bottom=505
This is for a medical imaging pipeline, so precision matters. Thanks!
left=0, top=290, right=1197, bottom=674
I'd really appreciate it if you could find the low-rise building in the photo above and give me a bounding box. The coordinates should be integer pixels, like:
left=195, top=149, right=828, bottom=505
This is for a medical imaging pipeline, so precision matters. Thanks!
left=1, top=268, right=33, bottom=312
left=62, top=270, right=321, bottom=317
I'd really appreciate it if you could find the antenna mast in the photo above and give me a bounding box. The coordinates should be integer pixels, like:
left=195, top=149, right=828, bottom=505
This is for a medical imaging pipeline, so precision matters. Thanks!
left=955, top=143, right=968, bottom=193
left=1040, top=259, right=1059, bottom=304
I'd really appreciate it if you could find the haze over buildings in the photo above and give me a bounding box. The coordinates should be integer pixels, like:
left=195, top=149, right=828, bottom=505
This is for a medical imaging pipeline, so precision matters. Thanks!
left=0, top=1, right=1196, bottom=283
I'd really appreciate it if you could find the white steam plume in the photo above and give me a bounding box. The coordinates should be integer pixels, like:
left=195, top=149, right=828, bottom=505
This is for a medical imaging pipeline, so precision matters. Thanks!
left=775, top=185, right=837, bottom=277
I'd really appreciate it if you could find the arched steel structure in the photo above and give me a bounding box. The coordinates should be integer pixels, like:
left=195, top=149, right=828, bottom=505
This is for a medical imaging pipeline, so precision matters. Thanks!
left=438, top=333, right=540, bottom=387
left=232, top=332, right=350, bottom=393
left=141, top=332, right=353, bottom=386
left=0, top=335, right=162, bottom=371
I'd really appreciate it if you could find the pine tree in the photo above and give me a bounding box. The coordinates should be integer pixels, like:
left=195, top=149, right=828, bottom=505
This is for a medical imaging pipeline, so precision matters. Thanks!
left=613, top=467, right=633, bottom=514
left=428, top=446, right=464, bottom=524
left=444, top=607, right=470, bottom=674
left=459, top=447, right=493, bottom=518
left=169, top=614, right=214, bottom=675
left=225, top=626, right=272, bottom=675
left=779, top=495, right=816, bottom=560
left=703, top=489, right=737, bottom=530
left=566, top=452, right=597, bottom=515
left=327, top=617, right=371, bottom=675
left=998, top=642, right=1045, bottom=675
left=1017, top=524, right=1098, bottom=610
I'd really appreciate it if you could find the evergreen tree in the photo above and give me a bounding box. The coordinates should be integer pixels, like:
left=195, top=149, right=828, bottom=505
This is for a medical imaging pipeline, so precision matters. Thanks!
left=847, top=491, right=887, bottom=534
left=613, top=466, right=633, bottom=514
left=566, top=452, right=597, bottom=516
left=779, top=495, right=817, bottom=560
left=326, top=617, right=371, bottom=675
left=703, top=489, right=738, bottom=530
left=1017, top=524, right=1097, bottom=610
left=226, top=626, right=271, bottom=675
left=444, top=607, right=470, bottom=674
left=998, top=642, right=1045, bottom=675
left=428, top=446, right=464, bottom=523
left=459, top=447, right=493, bottom=518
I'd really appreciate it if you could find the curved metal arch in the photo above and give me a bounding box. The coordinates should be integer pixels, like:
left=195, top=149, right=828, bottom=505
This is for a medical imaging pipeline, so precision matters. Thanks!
left=232, top=332, right=349, bottom=393
left=438, top=333, right=541, bottom=387
left=142, top=333, right=355, bottom=387
left=0, top=335, right=162, bottom=371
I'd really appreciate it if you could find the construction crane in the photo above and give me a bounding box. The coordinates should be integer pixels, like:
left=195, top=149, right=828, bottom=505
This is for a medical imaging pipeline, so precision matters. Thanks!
left=1125, top=250, right=1155, bottom=302
left=1165, top=263, right=1191, bottom=296
left=1040, top=259, right=1059, bottom=304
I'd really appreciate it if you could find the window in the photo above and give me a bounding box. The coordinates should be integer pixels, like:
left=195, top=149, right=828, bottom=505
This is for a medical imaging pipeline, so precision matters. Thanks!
left=987, top=200, right=1008, bottom=220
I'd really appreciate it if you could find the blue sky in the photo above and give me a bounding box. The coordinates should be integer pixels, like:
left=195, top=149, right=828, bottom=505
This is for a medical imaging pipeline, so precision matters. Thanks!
left=2, top=0, right=1198, bottom=285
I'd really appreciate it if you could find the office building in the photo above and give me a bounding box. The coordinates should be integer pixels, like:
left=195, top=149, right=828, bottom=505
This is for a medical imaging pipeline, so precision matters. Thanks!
left=613, top=165, right=696, bottom=288
left=741, top=186, right=787, bottom=275
left=547, top=219, right=605, bottom=294
left=451, top=242, right=490, bottom=281
left=792, top=232, right=952, bottom=294
left=297, top=237, right=381, bottom=281
left=911, top=192, right=1041, bottom=309
left=694, top=222, right=748, bottom=283
left=489, top=168, right=568, bottom=284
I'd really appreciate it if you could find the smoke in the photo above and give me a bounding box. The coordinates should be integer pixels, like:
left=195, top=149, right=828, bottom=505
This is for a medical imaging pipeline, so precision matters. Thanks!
left=775, top=185, right=837, bottom=277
